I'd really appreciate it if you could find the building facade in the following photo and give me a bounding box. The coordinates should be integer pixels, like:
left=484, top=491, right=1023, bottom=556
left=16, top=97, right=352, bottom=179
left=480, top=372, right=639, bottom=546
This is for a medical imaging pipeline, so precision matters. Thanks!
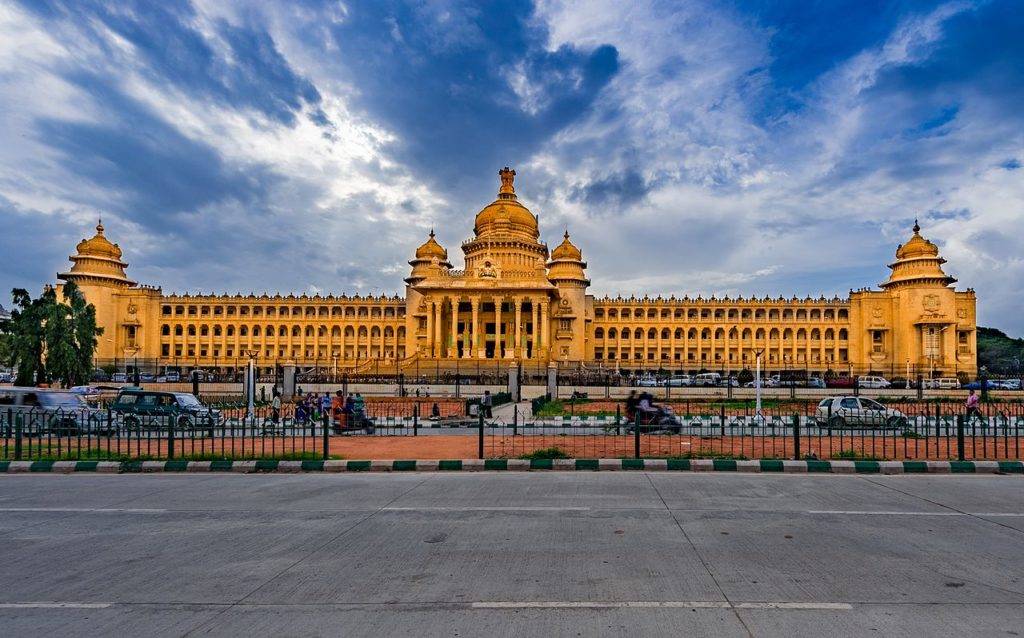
left=57, top=168, right=977, bottom=378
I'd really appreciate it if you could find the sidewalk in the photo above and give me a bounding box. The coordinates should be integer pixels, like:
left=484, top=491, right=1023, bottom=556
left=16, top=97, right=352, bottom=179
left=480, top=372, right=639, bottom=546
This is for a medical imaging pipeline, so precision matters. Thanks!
left=491, top=400, right=532, bottom=422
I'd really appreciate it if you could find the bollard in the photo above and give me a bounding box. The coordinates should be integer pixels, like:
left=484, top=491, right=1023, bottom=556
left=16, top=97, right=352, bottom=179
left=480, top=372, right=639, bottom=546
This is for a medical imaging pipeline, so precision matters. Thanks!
left=322, top=410, right=330, bottom=460
left=477, top=410, right=485, bottom=460
left=956, top=414, right=965, bottom=461
left=634, top=412, right=641, bottom=459
left=14, top=411, right=23, bottom=461
left=413, top=403, right=419, bottom=436
left=167, top=414, right=175, bottom=460
left=792, top=413, right=801, bottom=460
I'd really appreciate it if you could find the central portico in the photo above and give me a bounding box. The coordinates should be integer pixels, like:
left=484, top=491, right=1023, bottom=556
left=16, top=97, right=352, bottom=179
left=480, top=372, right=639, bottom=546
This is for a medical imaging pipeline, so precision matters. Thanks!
left=404, top=168, right=590, bottom=363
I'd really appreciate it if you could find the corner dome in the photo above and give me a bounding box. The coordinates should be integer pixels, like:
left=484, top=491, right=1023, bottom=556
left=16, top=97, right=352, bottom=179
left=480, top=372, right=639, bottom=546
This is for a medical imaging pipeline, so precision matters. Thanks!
left=473, top=167, right=539, bottom=240
left=551, top=230, right=582, bottom=261
left=75, top=220, right=123, bottom=260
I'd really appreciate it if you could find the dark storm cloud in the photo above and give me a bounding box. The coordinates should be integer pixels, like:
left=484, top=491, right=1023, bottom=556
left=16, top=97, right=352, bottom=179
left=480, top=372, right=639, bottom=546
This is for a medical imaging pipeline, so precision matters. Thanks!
left=568, top=170, right=651, bottom=210
left=34, top=75, right=276, bottom=227
left=319, top=0, right=618, bottom=198
left=16, top=0, right=322, bottom=126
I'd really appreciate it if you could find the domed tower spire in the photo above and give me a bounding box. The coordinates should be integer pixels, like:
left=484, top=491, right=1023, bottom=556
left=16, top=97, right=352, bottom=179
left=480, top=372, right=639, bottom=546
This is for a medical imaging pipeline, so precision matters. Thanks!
left=59, top=220, right=134, bottom=287
left=881, top=220, right=955, bottom=289
left=498, top=167, right=516, bottom=200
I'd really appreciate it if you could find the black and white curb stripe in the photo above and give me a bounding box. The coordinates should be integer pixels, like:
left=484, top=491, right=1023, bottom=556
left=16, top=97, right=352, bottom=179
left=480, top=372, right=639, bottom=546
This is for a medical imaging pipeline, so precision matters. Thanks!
left=1, top=459, right=1022, bottom=474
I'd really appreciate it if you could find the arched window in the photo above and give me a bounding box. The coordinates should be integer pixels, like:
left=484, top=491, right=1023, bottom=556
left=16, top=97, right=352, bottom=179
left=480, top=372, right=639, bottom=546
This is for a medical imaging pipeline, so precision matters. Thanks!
left=161, top=324, right=170, bottom=336
left=595, top=328, right=605, bottom=339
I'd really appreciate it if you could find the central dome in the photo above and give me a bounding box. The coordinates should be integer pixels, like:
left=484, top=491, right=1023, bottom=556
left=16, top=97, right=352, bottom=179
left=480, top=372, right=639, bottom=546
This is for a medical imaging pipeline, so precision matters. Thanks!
left=473, top=167, right=539, bottom=240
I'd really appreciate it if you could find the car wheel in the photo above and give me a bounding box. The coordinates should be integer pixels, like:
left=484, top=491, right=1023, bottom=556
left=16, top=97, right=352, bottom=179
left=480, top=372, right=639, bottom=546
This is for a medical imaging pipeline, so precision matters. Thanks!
left=828, top=416, right=846, bottom=428
left=886, top=416, right=907, bottom=429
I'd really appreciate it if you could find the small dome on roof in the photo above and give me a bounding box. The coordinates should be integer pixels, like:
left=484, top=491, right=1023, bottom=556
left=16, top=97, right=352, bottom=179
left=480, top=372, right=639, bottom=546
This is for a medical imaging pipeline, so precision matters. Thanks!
left=551, top=230, right=582, bottom=261
left=415, top=229, right=448, bottom=261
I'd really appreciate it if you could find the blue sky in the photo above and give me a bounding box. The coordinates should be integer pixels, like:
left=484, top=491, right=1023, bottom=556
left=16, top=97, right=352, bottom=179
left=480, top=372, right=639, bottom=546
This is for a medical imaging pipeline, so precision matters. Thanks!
left=1, top=0, right=1022, bottom=334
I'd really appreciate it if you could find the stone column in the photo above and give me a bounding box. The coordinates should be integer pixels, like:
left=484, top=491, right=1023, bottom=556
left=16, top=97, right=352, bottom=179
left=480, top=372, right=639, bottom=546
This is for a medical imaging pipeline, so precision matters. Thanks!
left=472, top=297, right=483, bottom=359
left=425, top=299, right=434, bottom=358
left=449, top=297, right=459, bottom=358
left=539, top=300, right=549, bottom=360
left=531, top=301, right=540, bottom=359
left=513, top=298, right=522, bottom=359
left=434, top=301, right=443, bottom=358
left=494, top=297, right=503, bottom=360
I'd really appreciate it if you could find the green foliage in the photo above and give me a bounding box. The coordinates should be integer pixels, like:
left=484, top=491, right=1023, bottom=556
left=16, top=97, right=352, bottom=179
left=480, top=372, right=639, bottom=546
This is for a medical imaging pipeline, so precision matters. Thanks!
left=1, top=283, right=102, bottom=387
left=977, top=327, right=1024, bottom=373
left=832, top=449, right=883, bottom=461
left=518, top=447, right=571, bottom=459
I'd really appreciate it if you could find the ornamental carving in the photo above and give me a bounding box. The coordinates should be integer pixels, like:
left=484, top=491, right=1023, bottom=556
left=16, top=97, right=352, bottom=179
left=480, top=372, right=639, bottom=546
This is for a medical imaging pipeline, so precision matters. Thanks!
left=922, top=294, right=940, bottom=312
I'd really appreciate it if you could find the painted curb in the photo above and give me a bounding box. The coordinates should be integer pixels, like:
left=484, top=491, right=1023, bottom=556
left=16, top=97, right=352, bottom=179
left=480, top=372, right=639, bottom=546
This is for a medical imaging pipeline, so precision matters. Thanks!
left=2, top=459, right=1023, bottom=474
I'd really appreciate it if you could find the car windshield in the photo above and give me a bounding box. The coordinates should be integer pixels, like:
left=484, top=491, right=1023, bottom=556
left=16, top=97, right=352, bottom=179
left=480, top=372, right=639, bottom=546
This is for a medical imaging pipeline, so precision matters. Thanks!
left=175, top=394, right=203, bottom=408
left=38, top=393, right=88, bottom=408
left=861, top=399, right=884, bottom=410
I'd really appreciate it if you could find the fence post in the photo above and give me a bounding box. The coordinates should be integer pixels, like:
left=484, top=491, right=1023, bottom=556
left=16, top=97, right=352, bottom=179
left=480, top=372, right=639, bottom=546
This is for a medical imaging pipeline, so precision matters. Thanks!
left=167, top=414, right=175, bottom=460
left=853, top=376, right=860, bottom=397
left=478, top=410, right=484, bottom=460
left=413, top=403, right=419, bottom=436
left=720, top=404, right=726, bottom=437
left=792, top=413, right=801, bottom=460
left=513, top=404, right=518, bottom=436
left=956, top=414, right=965, bottom=461
left=322, top=409, right=330, bottom=460
left=14, top=411, right=23, bottom=461
left=916, top=374, right=924, bottom=400
left=634, top=412, right=641, bottom=459
left=615, top=404, right=621, bottom=436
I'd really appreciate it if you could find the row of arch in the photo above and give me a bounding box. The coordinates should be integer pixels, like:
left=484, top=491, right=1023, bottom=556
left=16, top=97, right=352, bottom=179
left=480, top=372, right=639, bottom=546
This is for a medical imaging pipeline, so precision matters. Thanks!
left=161, top=324, right=407, bottom=339
left=594, top=327, right=849, bottom=340
left=161, top=305, right=406, bottom=319
left=594, top=307, right=849, bottom=322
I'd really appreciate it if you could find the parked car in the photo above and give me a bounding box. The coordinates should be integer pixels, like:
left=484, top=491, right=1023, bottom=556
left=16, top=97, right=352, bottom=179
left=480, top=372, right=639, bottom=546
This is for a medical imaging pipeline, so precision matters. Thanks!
left=0, top=387, right=108, bottom=435
left=857, top=376, right=891, bottom=389
left=806, top=377, right=827, bottom=389
left=138, top=372, right=155, bottom=383
left=693, top=373, right=721, bottom=387
left=0, top=372, right=13, bottom=383
left=993, top=379, right=1022, bottom=390
left=110, top=388, right=220, bottom=431
left=814, top=396, right=908, bottom=429
left=664, top=375, right=692, bottom=387
left=90, top=369, right=110, bottom=382
left=924, top=377, right=960, bottom=390
left=164, top=371, right=181, bottom=383
left=111, top=372, right=127, bottom=383
left=636, top=376, right=660, bottom=388
left=826, top=376, right=857, bottom=389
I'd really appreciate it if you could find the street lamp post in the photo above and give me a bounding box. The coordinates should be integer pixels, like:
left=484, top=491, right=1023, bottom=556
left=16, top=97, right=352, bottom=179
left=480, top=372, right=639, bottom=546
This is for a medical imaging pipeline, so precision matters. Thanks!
left=241, top=349, right=259, bottom=421
left=753, top=348, right=765, bottom=423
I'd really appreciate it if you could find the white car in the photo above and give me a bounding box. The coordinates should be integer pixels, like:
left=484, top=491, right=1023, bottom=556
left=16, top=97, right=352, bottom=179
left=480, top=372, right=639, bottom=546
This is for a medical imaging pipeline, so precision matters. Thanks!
left=664, top=375, right=692, bottom=387
left=0, top=372, right=13, bottom=383
left=815, top=396, right=908, bottom=428
left=636, top=376, right=660, bottom=388
left=924, top=377, right=960, bottom=390
left=857, top=375, right=890, bottom=389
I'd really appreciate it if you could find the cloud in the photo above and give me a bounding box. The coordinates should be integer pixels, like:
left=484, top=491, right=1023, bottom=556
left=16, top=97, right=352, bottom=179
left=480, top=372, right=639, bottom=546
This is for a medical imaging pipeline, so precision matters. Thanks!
left=1, top=0, right=1023, bottom=338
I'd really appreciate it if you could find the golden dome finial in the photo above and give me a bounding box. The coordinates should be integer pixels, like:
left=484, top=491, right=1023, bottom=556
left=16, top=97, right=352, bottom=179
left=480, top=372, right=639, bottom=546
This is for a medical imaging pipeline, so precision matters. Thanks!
left=498, top=167, right=516, bottom=199
left=913, top=218, right=920, bottom=234
left=96, top=218, right=104, bottom=235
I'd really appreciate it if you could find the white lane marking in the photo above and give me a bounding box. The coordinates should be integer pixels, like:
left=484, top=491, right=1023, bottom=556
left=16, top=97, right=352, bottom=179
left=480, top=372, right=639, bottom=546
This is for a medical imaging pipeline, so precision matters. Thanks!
left=0, top=603, right=112, bottom=609
left=471, top=601, right=852, bottom=610
left=808, top=510, right=1024, bottom=517
left=383, top=506, right=593, bottom=512
left=0, top=508, right=167, bottom=513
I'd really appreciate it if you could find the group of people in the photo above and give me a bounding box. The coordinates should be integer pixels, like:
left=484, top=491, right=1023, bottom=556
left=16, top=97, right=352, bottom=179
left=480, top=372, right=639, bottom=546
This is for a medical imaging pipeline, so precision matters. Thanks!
left=269, top=389, right=365, bottom=427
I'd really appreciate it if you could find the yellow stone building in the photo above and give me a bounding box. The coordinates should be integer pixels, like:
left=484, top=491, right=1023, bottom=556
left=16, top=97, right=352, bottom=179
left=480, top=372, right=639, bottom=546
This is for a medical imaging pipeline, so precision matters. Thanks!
left=57, top=168, right=977, bottom=378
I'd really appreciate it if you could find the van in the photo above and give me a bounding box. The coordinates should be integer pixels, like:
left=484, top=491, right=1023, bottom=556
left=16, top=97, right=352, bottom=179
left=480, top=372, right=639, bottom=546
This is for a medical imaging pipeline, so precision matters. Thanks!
left=693, top=373, right=721, bottom=387
left=0, top=387, right=106, bottom=436
left=857, top=376, right=891, bottom=389
left=110, top=388, right=220, bottom=431
left=927, top=377, right=961, bottom=390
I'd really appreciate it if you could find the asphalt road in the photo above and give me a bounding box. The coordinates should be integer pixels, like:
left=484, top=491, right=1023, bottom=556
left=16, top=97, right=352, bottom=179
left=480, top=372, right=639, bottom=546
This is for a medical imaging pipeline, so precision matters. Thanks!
left=1, top=473, right=1023, bottom=637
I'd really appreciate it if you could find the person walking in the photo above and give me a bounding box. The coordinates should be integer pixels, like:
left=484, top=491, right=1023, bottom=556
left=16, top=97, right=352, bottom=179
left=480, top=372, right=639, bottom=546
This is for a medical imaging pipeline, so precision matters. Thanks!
left=482, top=390, right=493, bottom=418
left=271, top=391, right=281, bottom=425
left=966, top=389, right=982, bottom=425
left=353, top=393, right=366, bottom=425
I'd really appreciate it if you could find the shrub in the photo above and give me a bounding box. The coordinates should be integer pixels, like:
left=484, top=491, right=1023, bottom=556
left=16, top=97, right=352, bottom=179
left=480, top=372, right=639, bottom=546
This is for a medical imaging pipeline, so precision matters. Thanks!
left=518, top=447, right=571, bottom=460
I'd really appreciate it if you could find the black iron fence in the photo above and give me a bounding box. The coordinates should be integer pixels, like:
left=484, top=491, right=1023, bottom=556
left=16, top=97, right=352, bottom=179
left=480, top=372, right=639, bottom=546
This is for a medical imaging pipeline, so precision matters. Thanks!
left=4, top=399, right=1024, bottom=462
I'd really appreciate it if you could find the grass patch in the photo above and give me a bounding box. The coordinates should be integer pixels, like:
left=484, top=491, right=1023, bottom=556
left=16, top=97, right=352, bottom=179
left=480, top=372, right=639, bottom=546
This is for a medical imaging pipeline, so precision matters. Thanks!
left=658, top=450, right=750, bottom=460
left=518, top=447, right=571, bottom=460
left=832, top=449, right=884, bottom=461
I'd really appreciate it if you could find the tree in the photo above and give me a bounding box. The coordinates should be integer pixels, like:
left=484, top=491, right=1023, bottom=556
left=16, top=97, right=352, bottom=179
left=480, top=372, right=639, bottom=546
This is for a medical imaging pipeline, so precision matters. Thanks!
left=1, top=283, right=102, bottom=387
